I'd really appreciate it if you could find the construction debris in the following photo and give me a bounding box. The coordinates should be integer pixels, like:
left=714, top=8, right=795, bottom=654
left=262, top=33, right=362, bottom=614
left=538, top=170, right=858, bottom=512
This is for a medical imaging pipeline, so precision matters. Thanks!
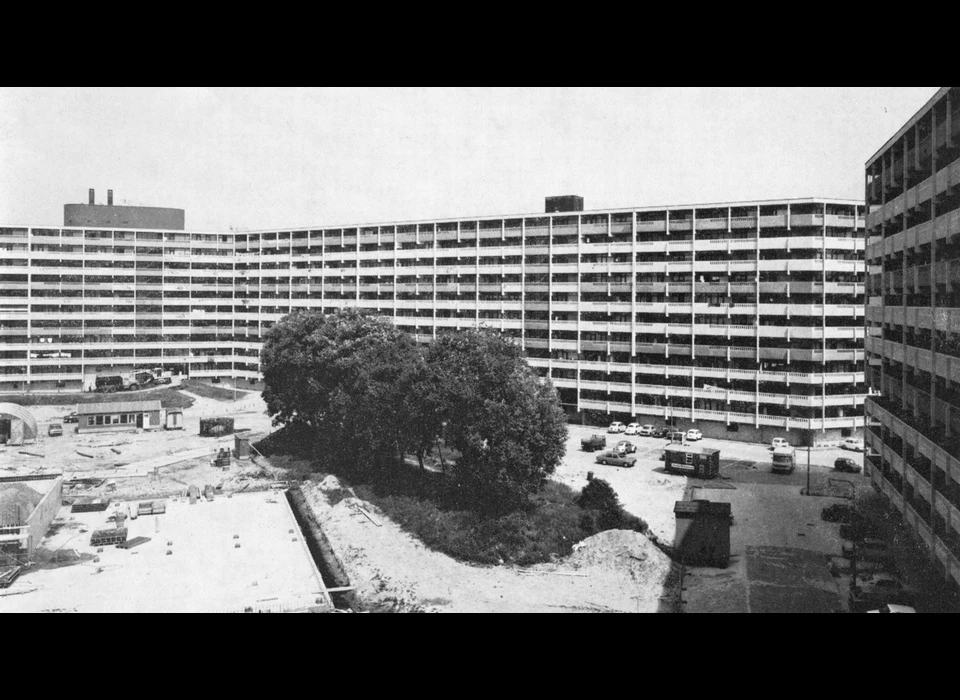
left=76, top=451, right=95, bottom=459
left=351, top=504, right=382, bottom=528
left=18, top=451, right=44, bottom=458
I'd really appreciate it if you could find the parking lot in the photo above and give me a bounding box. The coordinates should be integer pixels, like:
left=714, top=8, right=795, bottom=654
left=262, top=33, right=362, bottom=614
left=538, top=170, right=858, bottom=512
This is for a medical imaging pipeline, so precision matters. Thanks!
left=553, top=423, right=873, bottom=613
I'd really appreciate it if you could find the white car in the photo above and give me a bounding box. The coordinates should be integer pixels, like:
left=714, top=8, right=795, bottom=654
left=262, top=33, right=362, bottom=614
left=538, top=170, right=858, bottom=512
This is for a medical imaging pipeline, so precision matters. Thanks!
left=842, top=439, right=865, bottom=452
left=772, top=438, right=791, bottom=451
left=608, top=422, right=626, bottom=434
left=686, top=429, right=703, bottom=442
left=639, top=425, right=656, bottom=437
left=625, top=423, right=641, bottom=436
left=867, top=604, right=916, bottom=614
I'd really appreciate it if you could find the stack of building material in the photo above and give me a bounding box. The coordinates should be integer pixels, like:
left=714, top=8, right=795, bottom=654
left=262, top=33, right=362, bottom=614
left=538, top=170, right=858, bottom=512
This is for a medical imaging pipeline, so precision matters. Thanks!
left=117, top=537, right=151, bottom=550
left=90, top=528, right=128, bottom=547
left=203, top=485, right=215, bottom=502
left=137, top=501, right=167, bottom=516
left=71, top=497, right=112, bottom=514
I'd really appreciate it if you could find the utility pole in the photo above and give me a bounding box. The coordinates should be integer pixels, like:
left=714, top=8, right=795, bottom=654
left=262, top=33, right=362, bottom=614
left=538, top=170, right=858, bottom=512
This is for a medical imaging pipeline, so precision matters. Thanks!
left=806, top=445, right=812, bottom=496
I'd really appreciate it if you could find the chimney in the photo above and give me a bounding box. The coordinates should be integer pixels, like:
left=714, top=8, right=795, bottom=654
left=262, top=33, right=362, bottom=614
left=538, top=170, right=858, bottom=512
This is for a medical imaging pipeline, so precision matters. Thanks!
left=108, top=190, right=114, bottom=206
left=89, top=189, right=95, bottom=205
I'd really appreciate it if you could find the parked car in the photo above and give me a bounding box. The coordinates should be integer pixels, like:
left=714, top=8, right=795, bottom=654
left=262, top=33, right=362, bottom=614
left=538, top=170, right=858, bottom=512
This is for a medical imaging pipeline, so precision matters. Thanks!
left=581, top=435, right=607, bottom=453
left=596, top=451, right=638, bottom=468
left=625, top=423, right=641, bottom=436
left=614, top=441, right=637, bottom=455
left=156, top=377, right=172, bottom=386
left=608, top=422, right=626, bottom=434
left=667, top=430, right=686, bottom=444
left=686, top=429, right=703, bottom=442
left=639, top=425, right=657, bottom=437
left=835, top=458, right=862, bottom=474
left=850, top=574, right=916, bottom=611
left=867, top=604, right=917, bottom=614
left=62, top=413, right=79, bottom=424
left=771, top=438, right=791, bottom=450
left=47, top=423, right=63, bottom=438
left=842, top=438, right=865, bottom=452
left=652, top=427, right=672, bottom=439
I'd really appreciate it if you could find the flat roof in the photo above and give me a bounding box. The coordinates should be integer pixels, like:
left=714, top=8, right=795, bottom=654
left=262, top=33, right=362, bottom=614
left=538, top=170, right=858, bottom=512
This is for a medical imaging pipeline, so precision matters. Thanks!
left=867, top=87, right=952, bottom=166
left=3, top=197, right=864, bottom=237
left=1, top=491, right=332, bottom=613
left=78, top=401, right=162, bottom=416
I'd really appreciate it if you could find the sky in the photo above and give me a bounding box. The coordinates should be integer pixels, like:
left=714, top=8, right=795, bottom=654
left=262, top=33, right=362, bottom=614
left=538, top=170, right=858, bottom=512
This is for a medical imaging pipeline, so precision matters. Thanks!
left=0, top=86, right=943, bottom=232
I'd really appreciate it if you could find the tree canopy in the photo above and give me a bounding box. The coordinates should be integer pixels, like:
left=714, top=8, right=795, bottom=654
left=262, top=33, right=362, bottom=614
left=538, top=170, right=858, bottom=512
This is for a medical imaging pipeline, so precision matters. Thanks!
left=261, top=312, right=568, bottom=510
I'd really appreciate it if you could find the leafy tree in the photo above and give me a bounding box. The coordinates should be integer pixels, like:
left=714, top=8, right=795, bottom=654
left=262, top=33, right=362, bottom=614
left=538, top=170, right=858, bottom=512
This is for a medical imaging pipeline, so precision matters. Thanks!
left=427, top=329, right=568, bottom=513
left=261, top=309, right=423, bottom=474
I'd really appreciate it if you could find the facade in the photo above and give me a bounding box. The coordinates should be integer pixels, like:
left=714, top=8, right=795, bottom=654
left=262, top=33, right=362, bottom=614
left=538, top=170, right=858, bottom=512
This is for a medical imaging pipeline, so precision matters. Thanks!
left=1, top=196, right=867, bottom=445
left=864, top=86, right=960, bottom=588
left=76, top=400, right=163, bottom=433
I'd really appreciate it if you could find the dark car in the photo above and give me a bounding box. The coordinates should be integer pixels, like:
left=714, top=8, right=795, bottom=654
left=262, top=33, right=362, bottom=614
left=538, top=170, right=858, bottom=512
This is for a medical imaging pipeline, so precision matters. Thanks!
left=835, top=458, right=862, bottom=474
left=62, top=412, right=79, bottom=424
left=596, top=451, right=638, bottom=468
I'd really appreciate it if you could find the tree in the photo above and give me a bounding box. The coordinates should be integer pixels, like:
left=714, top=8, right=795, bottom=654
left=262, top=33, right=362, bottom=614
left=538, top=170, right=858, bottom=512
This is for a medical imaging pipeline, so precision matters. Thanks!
left=427, top=329, right=568, bottom=513
left=261, top=309, right=423, bottom=474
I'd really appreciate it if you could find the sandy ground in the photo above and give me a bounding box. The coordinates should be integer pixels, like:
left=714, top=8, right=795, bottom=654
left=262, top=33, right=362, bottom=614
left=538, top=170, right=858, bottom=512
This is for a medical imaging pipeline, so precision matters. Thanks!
left=0, top=491, right=331, bottom=614
left=303, top=476, right=675, bottom=614
left=0, top=391, right=281, bottom=503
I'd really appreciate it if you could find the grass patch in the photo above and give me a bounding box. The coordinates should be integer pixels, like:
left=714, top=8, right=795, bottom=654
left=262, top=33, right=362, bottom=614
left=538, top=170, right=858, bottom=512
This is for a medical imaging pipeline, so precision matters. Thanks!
left=177, top=379, right=250, bottom=402
left=261, top=423, right=650, bottom=566
left=0, top=389, right=194, bottom=410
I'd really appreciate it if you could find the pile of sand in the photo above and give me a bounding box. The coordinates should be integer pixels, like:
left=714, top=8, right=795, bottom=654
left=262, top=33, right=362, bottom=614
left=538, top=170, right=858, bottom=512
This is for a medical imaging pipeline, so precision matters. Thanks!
left=569, top=530, right=673, bottom=590
left=0, top=483, right=42, bottom=526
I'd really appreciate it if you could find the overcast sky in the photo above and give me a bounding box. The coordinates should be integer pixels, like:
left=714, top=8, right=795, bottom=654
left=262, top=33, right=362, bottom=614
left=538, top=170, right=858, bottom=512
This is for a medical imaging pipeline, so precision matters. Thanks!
left=0, top=87, right=942, bottom=232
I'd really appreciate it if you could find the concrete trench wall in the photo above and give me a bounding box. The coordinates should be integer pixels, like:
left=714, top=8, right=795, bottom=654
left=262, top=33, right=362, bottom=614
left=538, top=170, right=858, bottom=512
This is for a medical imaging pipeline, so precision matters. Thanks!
left=286, top=485, right=362, bottom=612
left=25, top=478, right=62, bottom=560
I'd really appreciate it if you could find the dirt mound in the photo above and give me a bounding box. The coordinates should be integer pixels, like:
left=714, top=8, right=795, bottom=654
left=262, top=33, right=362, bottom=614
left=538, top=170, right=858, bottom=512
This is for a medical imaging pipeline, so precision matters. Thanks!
left=568, top=530, right=673, bottom=587
left=0, top=484, right=43, bottom=525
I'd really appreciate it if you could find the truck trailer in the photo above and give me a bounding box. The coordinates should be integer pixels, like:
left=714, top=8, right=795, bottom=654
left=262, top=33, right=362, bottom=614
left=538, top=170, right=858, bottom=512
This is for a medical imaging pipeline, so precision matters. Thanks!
left=772, top=448, right=797, bottom=475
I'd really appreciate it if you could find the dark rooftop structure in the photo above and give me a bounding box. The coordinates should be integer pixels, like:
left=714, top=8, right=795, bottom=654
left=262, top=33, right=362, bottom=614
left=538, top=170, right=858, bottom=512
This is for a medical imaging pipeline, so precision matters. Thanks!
left=64, top=189, right=185, bottom=231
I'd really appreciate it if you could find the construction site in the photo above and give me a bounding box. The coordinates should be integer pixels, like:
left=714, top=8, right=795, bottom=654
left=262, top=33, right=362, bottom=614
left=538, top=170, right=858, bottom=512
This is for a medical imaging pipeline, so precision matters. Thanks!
left=0, top=385, right=352, bottom=613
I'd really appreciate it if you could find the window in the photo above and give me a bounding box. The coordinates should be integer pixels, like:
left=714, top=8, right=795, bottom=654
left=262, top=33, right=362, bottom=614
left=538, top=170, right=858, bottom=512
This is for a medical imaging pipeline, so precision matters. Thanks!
left=686, top=453, right=694, bottom=466
left=88, top=417, right=95, bottom=427
left=96, top=416, right=104, bottom=426
left=120, top=415, right=128, bottom=425
left=112, top=416, right=120, bottom=425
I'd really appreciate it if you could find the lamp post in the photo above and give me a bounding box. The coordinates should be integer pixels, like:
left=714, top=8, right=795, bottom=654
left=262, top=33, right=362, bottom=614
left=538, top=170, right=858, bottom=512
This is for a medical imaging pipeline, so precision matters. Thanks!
left=805, top=445, right=812, bottom=496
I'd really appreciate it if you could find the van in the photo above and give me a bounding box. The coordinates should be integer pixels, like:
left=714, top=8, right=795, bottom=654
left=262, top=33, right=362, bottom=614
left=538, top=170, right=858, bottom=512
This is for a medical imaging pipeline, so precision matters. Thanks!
left=772, top=438, right=790, bottom=450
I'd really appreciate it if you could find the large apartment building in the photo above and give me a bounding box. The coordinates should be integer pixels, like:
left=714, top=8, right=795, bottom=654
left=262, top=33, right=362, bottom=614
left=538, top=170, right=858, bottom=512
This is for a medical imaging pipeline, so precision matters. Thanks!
left=0, top=195, right=867, bottom=446
left=865, top=86, right=960, bottom=588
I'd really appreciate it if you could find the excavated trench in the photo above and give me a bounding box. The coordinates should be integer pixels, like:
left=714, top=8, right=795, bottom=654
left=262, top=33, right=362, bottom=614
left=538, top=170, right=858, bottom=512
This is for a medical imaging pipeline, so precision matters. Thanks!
left=286, top=485, right=361, bottom=612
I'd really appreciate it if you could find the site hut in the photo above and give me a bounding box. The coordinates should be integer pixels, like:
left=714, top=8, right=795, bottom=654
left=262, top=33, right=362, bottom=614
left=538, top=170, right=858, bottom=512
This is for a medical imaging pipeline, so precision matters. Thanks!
left=0, top=404, right=38, bottom=447
left=663, top=445, right=721, bottom=479
left=164, top=408, right=184, bottom=431
left=76, top=400, right=163, bottom=434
